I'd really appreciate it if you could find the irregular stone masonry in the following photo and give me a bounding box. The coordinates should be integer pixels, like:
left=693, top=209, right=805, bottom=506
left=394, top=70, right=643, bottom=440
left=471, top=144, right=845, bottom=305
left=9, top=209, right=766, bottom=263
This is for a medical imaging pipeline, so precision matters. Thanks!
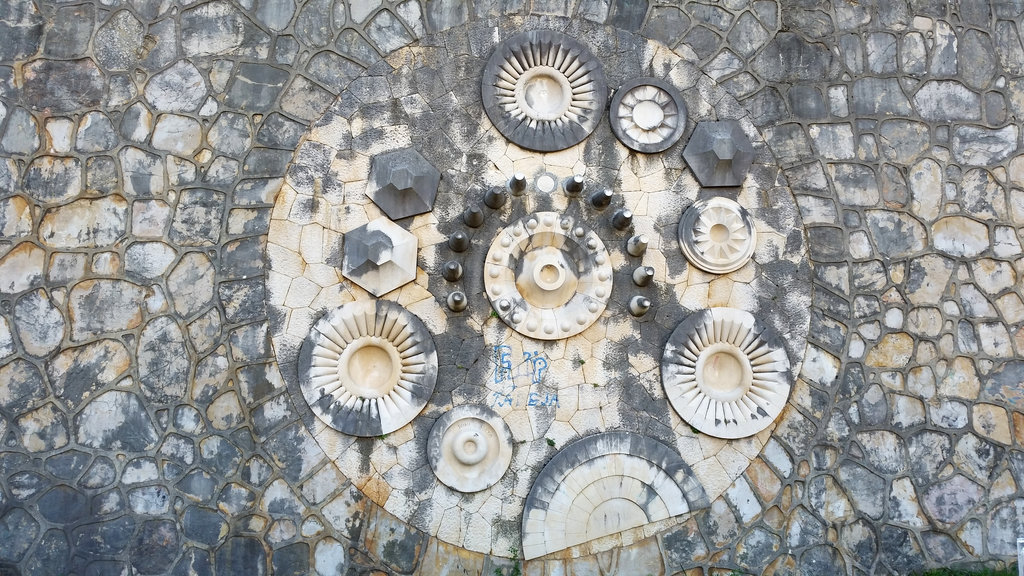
left=0, top=1, right=1021, bottom=575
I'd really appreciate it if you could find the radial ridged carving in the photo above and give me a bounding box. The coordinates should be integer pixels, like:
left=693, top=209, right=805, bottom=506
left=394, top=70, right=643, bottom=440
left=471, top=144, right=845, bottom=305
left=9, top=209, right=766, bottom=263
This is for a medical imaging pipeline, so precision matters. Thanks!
left=661, top=308, right=791, bottom=439
left=482, top=30, right=607, bottom=152
left=427, top=404, right=514, bottom=493
left=678, top=196, right=757, bottom=274
left=610, top=77, right=687, bottom=153
left=298, top=300, right=437, bottom=437
left=521, top=431, right=709, bottom=559
left=484, top=211, right=613, bottom=340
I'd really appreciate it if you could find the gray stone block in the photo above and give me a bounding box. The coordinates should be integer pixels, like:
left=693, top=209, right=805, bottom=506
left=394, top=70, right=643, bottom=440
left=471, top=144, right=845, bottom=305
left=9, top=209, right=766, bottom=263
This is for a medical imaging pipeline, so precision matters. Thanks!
left=368, top=147, right=440, bottom=220
left=682, top=120, right=755, bottom=187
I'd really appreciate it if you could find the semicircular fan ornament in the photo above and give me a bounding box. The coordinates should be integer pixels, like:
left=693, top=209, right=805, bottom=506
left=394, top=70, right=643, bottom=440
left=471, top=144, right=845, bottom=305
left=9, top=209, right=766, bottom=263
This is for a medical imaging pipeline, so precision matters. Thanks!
left=482, top=29, right=608, bottom=152
left=520, top=431, right=709, bottom=559
left=661, top=307, right=792, bottom=439
left=678, top=196, right=757, bottom=274
left=298, top=299, right=438, bottom=437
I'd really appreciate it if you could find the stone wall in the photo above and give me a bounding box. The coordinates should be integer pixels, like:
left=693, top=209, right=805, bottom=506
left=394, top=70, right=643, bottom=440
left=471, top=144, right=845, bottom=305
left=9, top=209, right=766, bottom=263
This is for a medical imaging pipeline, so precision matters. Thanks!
left=0, top=0, right=1022, bottom=575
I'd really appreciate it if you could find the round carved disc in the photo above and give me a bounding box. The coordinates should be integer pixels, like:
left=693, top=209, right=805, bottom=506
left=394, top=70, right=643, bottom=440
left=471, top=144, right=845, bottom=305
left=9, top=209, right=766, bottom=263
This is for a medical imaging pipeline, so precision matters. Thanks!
left=298, top=300, right=438, bottom=437
left=484, top=211, right=613, bottom=340
left=482, top=30, right=607, bottom=152
left=427, top=405, right=514, bottom=493
left=610, top=77, right=687, bottom=153
left=678, top=196, right=757, bottom=274
left=661, top=307, right=792, bottom=439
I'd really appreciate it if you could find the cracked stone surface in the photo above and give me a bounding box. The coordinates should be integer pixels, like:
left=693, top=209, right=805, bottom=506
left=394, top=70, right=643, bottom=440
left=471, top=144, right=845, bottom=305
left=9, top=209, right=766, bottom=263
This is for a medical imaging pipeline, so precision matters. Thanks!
left=0, top=0, right=1023, bottom=574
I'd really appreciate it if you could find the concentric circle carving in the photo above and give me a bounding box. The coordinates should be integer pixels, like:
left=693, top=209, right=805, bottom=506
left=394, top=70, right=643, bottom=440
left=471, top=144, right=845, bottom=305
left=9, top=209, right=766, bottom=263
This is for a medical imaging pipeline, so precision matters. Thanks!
left=298, top=300, right=438, bottom=437
left=678, top=196, right=757, bottom=274
left=482, top=30, right=607, bottom=152
left=427, top=405, right=514, bottom=493
left=610, top=77, right=687, bottom=153
left=661, top=308, right=792, bottom=439
left=484, top=211, right=612, bottom=340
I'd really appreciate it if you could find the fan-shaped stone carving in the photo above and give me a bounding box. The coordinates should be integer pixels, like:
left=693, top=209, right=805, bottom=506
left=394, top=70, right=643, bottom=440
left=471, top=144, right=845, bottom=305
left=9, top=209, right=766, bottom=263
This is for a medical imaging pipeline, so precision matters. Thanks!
left=298, top=299, right=438, bottom=437
left=482, top=30, right=607, bottom=152
left=610, top=77, right=687, bottom=153
left=342, top=217, right=418, bottom=297
left=678, top=196, right=757, bottom=274
left=521, top=431, right=709, bottom=559
left=427, top=404, right=514, bottom=493
left=484, top=211, right=612, bottom=340
left=682, top=120, right=755, bottom=187
left=661, top=308, right=792, bottom=439
left=368, top=147, right=441, bottom=220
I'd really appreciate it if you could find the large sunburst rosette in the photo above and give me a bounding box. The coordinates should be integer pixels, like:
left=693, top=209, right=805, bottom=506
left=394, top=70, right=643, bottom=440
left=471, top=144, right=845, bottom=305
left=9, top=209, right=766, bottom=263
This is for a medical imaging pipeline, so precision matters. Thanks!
left=298, top=300, right=438, bottom=437
left=678, top=196, right=757, bottom=274
left=661, top=308, right=792, bottom=439
left=482, top=29, right=607, bottom=152
left=484, top=211, right=613, bottom=340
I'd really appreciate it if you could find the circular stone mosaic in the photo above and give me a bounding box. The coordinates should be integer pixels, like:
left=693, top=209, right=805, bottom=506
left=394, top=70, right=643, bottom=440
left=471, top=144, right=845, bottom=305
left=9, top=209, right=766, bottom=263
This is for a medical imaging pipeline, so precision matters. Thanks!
left=298, top=300, right=438, bottom=437
left=482, top=30, right=607, bottom=152
left=484, top=211, right=613, bottom=340
left=678, top=196, right=757, bottom=274
left=427, top=404, right=514, bottom=493
left=610, top=77, right=687, bottom=153
left=661, top=308, right=792, bottom=439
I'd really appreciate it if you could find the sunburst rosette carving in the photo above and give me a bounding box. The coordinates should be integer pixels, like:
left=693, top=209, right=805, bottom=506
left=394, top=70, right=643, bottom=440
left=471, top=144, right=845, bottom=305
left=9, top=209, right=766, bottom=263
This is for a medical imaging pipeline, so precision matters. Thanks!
left=678, top=196, right=757, bottom=274
left=298, top=300, right=438, bottom=437
left=610, top=77, right=687, bottom=153
left=482, top=30, right=607, bottom=152
left=661, top=308, right=791, bottom=439
left=484, top=211, right=612, bottom=341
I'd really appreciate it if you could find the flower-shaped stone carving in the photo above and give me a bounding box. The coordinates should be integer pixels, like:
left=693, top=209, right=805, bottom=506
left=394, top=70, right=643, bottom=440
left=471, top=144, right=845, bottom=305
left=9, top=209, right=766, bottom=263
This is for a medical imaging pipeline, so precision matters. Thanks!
left=298, top=300, right=438, bottom=437
left=482, top=30, right=607, bottom=152
left=368, top=147, right=441, bottom=220
left=661, top=308, right=792, bottom=439
left=484, top=212, right=612, bottom=340
left=342, top=217, right=418, bottom=297
left=427, top=404, right=514, bottom=493
left=682, top=120, right=755, bottom=187
left=678, top=196, right=757, bottom=274
left=610, top=77, right=687, bottom=153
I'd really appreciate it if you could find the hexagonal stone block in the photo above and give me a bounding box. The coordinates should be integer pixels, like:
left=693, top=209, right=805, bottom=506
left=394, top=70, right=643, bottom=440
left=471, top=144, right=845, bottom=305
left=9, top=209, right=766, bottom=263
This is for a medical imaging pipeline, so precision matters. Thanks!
left=342, top=217, right=417, bottom=297
left=368, top=147, right=440, bottom=220
left=682, top=120, right=755, bottom=187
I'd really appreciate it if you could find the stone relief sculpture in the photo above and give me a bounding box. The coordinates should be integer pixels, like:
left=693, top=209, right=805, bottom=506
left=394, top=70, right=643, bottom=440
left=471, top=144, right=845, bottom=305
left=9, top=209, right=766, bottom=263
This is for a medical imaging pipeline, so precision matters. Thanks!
left=482, top=30, right=607, bottom=151
left=661, top=307, right=792, bottom=439
left=341, top=216, right=418, bottom=297
left=483, top=211, right=613, bottom=340
left=298, top=299, right=438, bottom=437
left=427, top=404, right=514, bottom=493
left=610, top=77, right=688, bottom=153
left=678, top=196, right=758, bottom=274
left=682, top=120, right=755, bottom=187
left=367, top=147, right=442, bottom=220
left=520, top=431, right=710, bottom=559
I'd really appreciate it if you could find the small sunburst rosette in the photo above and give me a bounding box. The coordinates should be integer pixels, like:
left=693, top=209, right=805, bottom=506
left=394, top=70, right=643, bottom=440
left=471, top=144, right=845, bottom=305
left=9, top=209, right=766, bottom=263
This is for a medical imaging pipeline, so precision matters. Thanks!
left=678, top=196, right=757, bottom=274
left=661, top=308, right=792, bottom=439
left=610, top=77, right=687, bottom=153
left=484, top=211, right=613, bottom=340
left=482, top=29, right=608, bottom=152
left=427, top=404, right=514, bottom=493
left=298, top=300, right=438, bottom=437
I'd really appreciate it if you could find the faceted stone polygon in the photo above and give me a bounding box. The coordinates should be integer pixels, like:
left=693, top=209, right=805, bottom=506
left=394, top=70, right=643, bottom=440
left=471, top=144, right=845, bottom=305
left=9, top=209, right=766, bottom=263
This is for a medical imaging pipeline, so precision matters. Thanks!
left=367, top=147, right=440, bottom=220
left=683, top=120, right=755, bottom=187
left=342, top=217, right=417, bottom=297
